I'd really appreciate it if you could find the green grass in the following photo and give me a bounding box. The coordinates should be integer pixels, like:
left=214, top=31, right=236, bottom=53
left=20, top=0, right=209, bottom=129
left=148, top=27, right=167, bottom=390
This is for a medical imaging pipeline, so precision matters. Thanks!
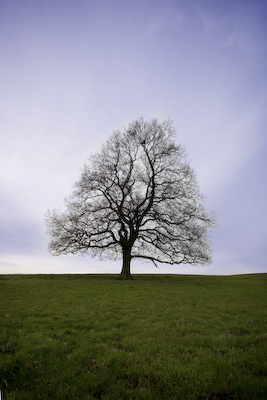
left=0, top=274, right=266, bottom=399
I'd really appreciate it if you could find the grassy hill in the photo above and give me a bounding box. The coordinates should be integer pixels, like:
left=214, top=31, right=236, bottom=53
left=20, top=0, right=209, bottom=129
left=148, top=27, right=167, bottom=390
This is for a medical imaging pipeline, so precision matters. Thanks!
left=0, top=274, right=266, bottom=399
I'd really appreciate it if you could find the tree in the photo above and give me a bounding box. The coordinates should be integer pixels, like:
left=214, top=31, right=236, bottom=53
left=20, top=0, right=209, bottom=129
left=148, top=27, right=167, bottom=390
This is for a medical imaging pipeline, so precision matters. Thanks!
left=45, top=118, right=217, bottom=280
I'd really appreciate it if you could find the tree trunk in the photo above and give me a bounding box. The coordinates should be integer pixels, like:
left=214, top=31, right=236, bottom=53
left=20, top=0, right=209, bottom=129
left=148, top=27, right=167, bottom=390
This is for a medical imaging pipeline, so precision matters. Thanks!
left=119, top=247, right=133, bottom=280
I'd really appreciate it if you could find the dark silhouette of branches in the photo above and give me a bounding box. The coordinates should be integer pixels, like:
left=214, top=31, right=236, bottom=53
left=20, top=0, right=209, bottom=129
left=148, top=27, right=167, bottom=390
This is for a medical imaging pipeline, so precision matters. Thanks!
left=45, top=118, right=217, bottom=279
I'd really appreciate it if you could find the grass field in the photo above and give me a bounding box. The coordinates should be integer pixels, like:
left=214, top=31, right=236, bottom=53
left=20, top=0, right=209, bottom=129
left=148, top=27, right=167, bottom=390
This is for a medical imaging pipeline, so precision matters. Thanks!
left=0, top=274, right=266, bottom=399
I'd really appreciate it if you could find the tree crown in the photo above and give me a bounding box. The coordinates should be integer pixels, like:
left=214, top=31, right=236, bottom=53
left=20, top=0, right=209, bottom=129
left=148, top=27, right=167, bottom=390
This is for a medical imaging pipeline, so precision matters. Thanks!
left=46, top=118, right=217, bottom=271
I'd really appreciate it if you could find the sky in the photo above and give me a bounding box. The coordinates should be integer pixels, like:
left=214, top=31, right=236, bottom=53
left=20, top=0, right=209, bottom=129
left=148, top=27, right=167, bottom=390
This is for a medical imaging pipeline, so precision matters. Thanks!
left=0, top=0, right=266, bottom=275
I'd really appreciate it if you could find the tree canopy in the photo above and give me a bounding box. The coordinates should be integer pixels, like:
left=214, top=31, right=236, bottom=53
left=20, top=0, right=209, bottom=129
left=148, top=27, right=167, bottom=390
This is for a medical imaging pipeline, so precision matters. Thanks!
left=45, top=118, right=217, bottom=279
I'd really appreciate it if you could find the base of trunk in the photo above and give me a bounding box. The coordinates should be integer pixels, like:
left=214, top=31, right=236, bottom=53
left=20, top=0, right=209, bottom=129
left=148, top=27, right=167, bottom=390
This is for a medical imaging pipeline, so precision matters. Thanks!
left=119, top=248, right=133, bottom=280
left=118, top=272, right=133, bottom=280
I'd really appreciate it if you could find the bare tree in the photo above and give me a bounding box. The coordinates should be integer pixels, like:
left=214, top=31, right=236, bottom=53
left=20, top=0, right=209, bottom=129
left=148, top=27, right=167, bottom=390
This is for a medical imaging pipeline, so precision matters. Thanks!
left=45, top=118, right=217, bottom=279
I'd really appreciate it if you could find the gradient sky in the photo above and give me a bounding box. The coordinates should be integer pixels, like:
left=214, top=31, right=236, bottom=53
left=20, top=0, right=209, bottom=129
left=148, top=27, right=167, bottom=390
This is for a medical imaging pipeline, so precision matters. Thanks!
left=0, top=0, right=266, bottom=275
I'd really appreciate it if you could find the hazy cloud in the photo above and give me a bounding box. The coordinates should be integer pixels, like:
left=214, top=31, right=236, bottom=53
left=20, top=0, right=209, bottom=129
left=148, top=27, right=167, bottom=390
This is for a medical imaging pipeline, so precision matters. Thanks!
left=0, top=0, right=266, bottom=274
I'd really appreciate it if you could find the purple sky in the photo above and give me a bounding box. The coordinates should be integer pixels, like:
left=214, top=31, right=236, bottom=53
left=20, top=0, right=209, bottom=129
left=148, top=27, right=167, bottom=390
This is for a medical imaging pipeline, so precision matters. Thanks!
left=0, top=0, right=266, bottom=275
